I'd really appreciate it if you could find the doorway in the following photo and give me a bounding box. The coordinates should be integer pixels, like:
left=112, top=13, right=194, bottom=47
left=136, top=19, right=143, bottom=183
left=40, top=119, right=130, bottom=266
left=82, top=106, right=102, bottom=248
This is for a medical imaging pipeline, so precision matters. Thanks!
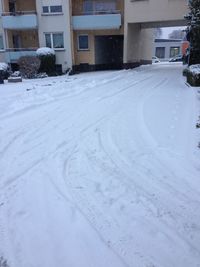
left=95, top=35, right=124, bottom=70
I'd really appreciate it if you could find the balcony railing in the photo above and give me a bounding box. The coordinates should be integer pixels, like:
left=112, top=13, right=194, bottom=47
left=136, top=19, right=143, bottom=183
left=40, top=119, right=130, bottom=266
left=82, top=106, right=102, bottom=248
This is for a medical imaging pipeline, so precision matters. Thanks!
left=72, top=11, right=122, bottom=30
left=74, top=9, right=121, bottom=16
left=2, top=11, right=38, bottom=29
left=5, top=48, right=38, bottom=62
left=1, top=11, right=37, bottom=16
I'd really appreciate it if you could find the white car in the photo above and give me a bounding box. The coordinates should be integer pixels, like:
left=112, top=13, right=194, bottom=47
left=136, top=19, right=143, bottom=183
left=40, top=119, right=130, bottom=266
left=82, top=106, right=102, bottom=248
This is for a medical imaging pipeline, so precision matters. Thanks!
left=152, top=56, right=160, bottom=63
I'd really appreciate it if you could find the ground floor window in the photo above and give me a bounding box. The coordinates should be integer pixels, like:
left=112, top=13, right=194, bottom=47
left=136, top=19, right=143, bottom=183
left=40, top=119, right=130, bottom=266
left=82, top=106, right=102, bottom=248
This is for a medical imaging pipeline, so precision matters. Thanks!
left=170, top=47, right=180, bottom=58
left=78, top=35, right=89, bottom=50
left=0, top=35, right=4, bottom=50
left=155, top=47, right=165, bottom=59
left=45, top=33, right=64, bottom=49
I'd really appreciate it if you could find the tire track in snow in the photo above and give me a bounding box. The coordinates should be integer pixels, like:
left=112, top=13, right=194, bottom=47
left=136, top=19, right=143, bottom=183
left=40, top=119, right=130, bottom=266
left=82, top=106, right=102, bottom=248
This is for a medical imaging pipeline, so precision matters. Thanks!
left=61, top=70, right=200, bottom=267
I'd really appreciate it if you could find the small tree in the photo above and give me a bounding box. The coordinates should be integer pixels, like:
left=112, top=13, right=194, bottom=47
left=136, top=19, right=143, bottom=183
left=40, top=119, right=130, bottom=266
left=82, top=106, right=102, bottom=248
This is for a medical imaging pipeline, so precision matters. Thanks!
left=18, top=56, right=41, bottom=79
left=185, top=0, right=200, bottom=65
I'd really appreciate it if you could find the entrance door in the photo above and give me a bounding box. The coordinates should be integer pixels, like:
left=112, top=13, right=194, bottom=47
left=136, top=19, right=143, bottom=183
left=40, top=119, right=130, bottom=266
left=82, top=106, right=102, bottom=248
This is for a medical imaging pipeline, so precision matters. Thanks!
left=95, top=35, right=124, bottom=70
left=13, top=34, right=21, bottom=49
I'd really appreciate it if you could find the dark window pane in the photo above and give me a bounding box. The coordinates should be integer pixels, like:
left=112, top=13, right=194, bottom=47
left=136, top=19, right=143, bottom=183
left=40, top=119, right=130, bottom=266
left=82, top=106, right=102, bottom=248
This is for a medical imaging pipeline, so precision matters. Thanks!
left=155, top=47, right=165, bottom=58
left=50, top=5, right=62, bottom=13
left=42, top=6, right=49, bottom=13
left=78, top=35, right=89, bottom=50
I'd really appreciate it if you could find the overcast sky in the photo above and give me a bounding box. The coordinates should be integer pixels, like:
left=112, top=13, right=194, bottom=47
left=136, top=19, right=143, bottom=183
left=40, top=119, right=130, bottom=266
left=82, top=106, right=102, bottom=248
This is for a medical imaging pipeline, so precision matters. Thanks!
left=162, top=26, right=186, bottom=38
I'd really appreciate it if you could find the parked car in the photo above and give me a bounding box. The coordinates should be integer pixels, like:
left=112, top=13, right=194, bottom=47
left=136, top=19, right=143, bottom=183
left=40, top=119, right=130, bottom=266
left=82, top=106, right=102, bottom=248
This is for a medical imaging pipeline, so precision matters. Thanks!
left=169, top=55, right=183, bottom=62
left=152, top=56, right=160, bottom=63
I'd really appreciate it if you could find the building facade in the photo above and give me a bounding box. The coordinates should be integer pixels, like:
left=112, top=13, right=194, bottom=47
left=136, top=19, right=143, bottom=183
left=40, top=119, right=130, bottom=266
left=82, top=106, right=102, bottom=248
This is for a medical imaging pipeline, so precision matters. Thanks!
left=0, top=0, right=72, bottom=72
left=154, top=39, right=182, bottom=61
left=0, top=0, right=188, bottom=73
left=71, top=0, right=124, bottom=71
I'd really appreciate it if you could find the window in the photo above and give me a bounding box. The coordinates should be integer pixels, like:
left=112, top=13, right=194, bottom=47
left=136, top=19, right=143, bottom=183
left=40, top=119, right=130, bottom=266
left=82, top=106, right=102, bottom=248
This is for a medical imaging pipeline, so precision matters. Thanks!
left=95, top=2, right=116, bottom=13
left=50, top=5, right=62, bottom=13
left=42, top=5, right=62, bottom=14
left=45, top=34, right=52, bottom=48
left=42, top=6, right=49, bottom=13
left=170, top=47, right=180, bottom=58
left=83, top=0, right=116, bottom=14
left=155, top=47, right=165, bottom=59
left=53, top=33, right=64, bottom=49
left=78, top=35, right=89, bottom=50
left=83, top=1, right=93, bottom=13
left=0, top=35, right=4, bottom=50
left=45, top=33, right=64, bottom=49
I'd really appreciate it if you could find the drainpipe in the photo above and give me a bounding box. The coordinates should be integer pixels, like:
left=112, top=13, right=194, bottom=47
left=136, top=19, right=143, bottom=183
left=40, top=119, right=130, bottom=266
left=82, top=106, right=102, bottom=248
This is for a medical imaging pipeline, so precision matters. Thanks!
left=69, top=0, right=75, bottom=70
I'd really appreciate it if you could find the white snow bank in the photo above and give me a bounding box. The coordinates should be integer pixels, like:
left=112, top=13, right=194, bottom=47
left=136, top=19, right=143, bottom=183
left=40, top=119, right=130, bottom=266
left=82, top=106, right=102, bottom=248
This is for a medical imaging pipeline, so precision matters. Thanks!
left=189, top=64, right=200, bottom=76
left=36, top=47, right=55, bottom=56
left=0, top=62, right=8, bottom=71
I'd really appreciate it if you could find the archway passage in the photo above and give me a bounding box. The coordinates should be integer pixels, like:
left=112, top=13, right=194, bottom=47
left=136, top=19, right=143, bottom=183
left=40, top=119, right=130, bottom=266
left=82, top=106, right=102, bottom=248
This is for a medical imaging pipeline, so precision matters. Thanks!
left=124, top=22, right=187, bottom=67
left=123, top=0, right=188, bottom=66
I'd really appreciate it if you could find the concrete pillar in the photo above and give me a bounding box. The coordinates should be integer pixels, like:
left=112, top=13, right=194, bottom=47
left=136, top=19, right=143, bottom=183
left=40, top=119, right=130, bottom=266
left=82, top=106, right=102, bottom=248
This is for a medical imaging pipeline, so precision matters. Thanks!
left=123, top=23, right=153, bottom=66
left=124, top=23, right=141, bottom=65
left=140, top=28, right=154, bottom=64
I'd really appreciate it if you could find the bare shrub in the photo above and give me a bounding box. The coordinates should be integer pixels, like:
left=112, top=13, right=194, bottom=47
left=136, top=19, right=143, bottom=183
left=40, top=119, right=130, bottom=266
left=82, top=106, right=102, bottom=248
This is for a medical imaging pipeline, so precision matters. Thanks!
left=18, top=56, right=41, bottom=79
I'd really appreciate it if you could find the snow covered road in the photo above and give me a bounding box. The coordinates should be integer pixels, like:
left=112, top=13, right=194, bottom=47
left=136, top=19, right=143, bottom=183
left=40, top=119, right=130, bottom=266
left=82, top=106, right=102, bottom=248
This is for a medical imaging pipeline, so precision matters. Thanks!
left=0, top=63, right=200, bottom=267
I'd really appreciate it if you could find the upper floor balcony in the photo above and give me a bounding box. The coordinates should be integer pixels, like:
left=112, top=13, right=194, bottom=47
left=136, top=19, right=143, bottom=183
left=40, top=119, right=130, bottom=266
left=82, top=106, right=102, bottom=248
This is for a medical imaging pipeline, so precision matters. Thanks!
left=72, top=0, right=123, bottom=30
left=1, top=0, right=38, bottom=29
left=2, top=12, right=38, bottom=30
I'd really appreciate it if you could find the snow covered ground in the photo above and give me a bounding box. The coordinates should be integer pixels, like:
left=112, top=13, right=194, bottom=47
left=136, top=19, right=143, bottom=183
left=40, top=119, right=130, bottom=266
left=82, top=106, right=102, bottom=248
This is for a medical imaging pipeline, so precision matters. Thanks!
left=0, top=63, right=200, bottom=267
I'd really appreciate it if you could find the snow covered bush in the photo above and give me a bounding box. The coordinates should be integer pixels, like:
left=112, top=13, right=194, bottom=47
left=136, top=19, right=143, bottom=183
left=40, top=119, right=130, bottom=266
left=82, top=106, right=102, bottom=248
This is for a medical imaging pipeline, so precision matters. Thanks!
left=0, top=62, right=10, bottom=79
left=187, top=64, right=200, bottom=86
left=18, top=56, right=41, bottom=79
left=36, top=47, right=56, bottom=76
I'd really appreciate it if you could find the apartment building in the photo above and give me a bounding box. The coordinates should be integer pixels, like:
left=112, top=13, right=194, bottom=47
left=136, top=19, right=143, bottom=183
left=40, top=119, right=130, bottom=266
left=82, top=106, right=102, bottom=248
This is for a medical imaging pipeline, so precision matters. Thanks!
left=36, top=0, right=72, bottom=72
left=71, top=0, right=124, bottom=71
left=0, top=0, right=188, bottom=73
left=0, top=0, right=72, bottom=72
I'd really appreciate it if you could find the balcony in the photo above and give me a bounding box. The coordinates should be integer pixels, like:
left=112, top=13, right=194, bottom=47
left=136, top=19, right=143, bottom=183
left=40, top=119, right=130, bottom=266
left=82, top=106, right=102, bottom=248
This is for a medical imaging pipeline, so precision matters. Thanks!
left=2, top=12, right=38, bottom=30
left=5, top=48, right=37, bottom=63
left=72, top=11, right=122, bottom=30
